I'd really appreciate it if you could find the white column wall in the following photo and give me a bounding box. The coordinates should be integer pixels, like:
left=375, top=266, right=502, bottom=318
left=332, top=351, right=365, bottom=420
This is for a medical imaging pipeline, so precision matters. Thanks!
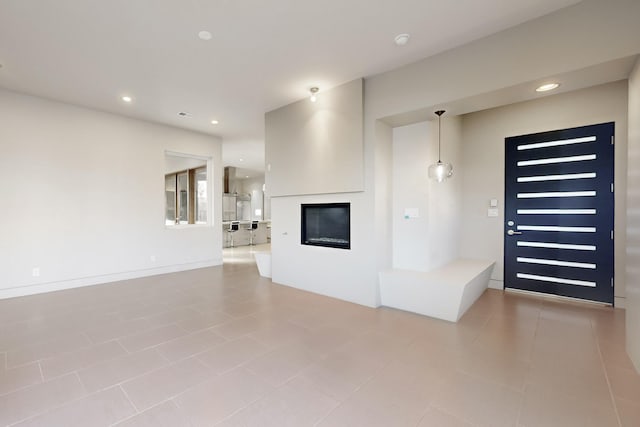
left=391, top=117, right=462, bottom=271
left=626, top=59, right=640, bottom=372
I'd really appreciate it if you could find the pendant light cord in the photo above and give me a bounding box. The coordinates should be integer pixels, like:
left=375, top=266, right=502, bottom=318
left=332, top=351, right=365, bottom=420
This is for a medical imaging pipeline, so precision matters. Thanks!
left=435, top=110, right=445, bottom=163
left=438, top=114, right=441, bottom=162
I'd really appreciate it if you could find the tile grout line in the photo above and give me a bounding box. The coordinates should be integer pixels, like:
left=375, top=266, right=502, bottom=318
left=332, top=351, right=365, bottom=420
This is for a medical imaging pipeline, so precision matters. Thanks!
left=5, top=374, right=98, bottom=427
left=515, top=307, right=542, bottom=427
left=37, top=360, right=44, bottom=382
left=592, top=317, right=623, bottom=427
left=107, top=398, right=178, bottom=427
left=118, top=384, right=141, bottom=414
left=311, top=358, right=386, bottom=426
left=74, top=371, right=89, bottom=395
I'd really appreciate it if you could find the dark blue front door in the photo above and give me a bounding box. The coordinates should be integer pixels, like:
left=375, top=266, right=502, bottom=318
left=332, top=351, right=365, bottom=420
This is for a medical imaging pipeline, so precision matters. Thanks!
left=504, top=122, right=614, bottom=304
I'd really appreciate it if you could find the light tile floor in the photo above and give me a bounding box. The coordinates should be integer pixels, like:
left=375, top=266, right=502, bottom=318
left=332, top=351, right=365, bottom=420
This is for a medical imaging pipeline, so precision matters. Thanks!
left=1, top=244, right=639, bottom=426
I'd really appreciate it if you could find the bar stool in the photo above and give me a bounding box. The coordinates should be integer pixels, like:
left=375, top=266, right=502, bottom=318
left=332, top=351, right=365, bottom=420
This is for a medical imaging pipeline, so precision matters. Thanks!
left=228, top=221, right=239, bottom=247
left=247, top=221, right=259, bottom=245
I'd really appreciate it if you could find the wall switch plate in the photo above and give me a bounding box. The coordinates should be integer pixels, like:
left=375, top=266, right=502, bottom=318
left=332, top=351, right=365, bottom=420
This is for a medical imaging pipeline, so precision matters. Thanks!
left=150, top=255, right=156, bottom=262
left=488, top=208, right=499, bottom=217
left=404, top=208, right=419, bottom=219
left=490, top=199, right=498, bottom=207
left=32, top=267, right=40, bottom=277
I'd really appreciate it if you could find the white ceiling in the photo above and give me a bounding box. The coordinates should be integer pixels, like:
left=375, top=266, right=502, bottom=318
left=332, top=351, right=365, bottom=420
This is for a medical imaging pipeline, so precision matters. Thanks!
left=0, top=0, right=581, bottom=173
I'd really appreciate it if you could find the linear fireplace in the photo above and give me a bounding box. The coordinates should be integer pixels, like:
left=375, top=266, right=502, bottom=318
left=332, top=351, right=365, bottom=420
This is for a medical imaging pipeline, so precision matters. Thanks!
left=301, top=203, right=350, bottom=250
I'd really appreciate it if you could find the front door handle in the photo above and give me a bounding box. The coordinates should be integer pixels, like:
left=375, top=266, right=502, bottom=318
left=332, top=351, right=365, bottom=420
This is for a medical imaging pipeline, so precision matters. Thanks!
left=507, top=229, right=522, bottom=236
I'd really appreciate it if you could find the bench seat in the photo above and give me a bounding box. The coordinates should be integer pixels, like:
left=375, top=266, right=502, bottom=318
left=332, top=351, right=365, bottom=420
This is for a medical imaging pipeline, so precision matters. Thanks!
left=379, top=259, right=495, bottom=322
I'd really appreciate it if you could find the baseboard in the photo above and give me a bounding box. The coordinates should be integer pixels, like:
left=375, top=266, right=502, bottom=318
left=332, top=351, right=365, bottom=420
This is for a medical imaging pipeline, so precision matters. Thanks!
left=505, top=287, right=613, bottom=307
left=488, top=279, right=503, bottom=290
left=0, top=258, right=223, bottom=300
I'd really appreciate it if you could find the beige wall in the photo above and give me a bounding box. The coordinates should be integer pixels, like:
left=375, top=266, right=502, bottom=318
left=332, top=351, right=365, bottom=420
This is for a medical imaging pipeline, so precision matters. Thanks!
left=265, top=79, right=364, bottom=197
left=626, top=59, right=640, bottom=371
left=0, top=88, right=223, bottom=298
left=460, top=81, right=628, bottom=303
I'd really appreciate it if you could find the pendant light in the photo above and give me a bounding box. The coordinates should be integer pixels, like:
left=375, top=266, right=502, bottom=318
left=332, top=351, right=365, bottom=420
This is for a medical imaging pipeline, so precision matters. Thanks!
left=428, top=110, right=453, bottom=182
left=309, top=87, right=319, bottom=102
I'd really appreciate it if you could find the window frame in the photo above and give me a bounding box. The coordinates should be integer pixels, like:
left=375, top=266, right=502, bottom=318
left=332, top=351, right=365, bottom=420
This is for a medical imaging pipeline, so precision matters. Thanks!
left=164, top=151, right=212, bottom=228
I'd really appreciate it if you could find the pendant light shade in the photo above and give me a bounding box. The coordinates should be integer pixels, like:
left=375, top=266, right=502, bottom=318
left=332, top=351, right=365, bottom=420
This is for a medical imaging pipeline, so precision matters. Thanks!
left=428, top=110, right=453, bottom=182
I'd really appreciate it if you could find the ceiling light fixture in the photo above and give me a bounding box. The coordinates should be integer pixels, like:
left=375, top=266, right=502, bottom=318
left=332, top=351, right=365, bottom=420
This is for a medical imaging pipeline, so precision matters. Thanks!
left=394, top=33, right=410, bottom=46
left=198, top=31, right=212, bottom=41
left=309, top=87, right=319, bottom=103
left=428, top=110, right=453, bottom=182
left=239, top=158, right=244, bottom=162
left=121, top=95, right=133, bottom=103
left=536, top=83, right=560, bottom=92
left=211, top=119, right=219, bottom=125
left=177, top=111, right=192, bottom=118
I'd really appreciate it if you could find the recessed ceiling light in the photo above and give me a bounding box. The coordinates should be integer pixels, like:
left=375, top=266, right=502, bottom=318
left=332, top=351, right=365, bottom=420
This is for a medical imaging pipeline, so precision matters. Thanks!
left=239, top=158, right=244, bottom=162
left=177, top=111, right=192, bottom=118
left=211, top=119, right=219, bottom=125
left=121, top=95, right=133, bottom=103
left=536, top=83, right=560, bottom=92
left=198, top=31, right=212, bottom=41
left=394, top=33, right=410, bottom=46
left=245, top=176, right=249, bottom=178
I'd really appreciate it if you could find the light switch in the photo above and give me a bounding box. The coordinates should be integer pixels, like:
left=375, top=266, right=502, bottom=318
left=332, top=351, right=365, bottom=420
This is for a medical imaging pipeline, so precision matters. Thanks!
left=404, top=208, right=419, bottom=219
left=488, top=208, right=499, bottom=217
left=490, top=199, right=498, bottom=207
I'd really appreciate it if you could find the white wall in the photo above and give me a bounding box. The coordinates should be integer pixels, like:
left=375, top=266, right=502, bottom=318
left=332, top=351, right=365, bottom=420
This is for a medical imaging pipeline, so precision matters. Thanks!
left=626, top=59, right=640, bottom=372
left=392, top=117, right=462, bottom=271
left=0, top=89, right=223, bottom=299
left=165, top=155, right=206, bottom=174
left=266, top=79, right=379, bottom=306
left=237, top=176, right=265, bottom=221
left=460, top=81, right=628, bottom=303
left=271, top=193, right=376, bottom=306
left=265, top=79, right=364, bottom=197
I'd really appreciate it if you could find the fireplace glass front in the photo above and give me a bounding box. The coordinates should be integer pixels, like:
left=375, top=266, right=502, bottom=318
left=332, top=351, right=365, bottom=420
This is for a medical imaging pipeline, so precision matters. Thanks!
left=301, top=203, right=350, bottom=250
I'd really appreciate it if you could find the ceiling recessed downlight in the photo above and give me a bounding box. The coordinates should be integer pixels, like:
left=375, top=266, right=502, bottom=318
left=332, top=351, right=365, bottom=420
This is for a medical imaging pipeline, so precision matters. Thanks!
left=198, top=31, right=212, bottom=41
left=121, top=95, right=133, bottom=103
left=536, top=83, right=560, bottom=92
left=394, top=33, right=410, bottom=46
left=211, top=119, right=219, bottom=125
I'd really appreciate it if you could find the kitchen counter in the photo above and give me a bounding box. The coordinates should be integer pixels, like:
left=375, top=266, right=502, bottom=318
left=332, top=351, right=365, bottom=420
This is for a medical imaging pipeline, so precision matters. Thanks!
left=223, top=221, right=271, bottom=247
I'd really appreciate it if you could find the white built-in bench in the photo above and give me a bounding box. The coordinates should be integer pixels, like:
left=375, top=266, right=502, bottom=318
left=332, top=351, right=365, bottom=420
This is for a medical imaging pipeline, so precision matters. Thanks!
left=379, top=259, right=495, bottom=322
left=254, top=252, right=272, bottom=278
